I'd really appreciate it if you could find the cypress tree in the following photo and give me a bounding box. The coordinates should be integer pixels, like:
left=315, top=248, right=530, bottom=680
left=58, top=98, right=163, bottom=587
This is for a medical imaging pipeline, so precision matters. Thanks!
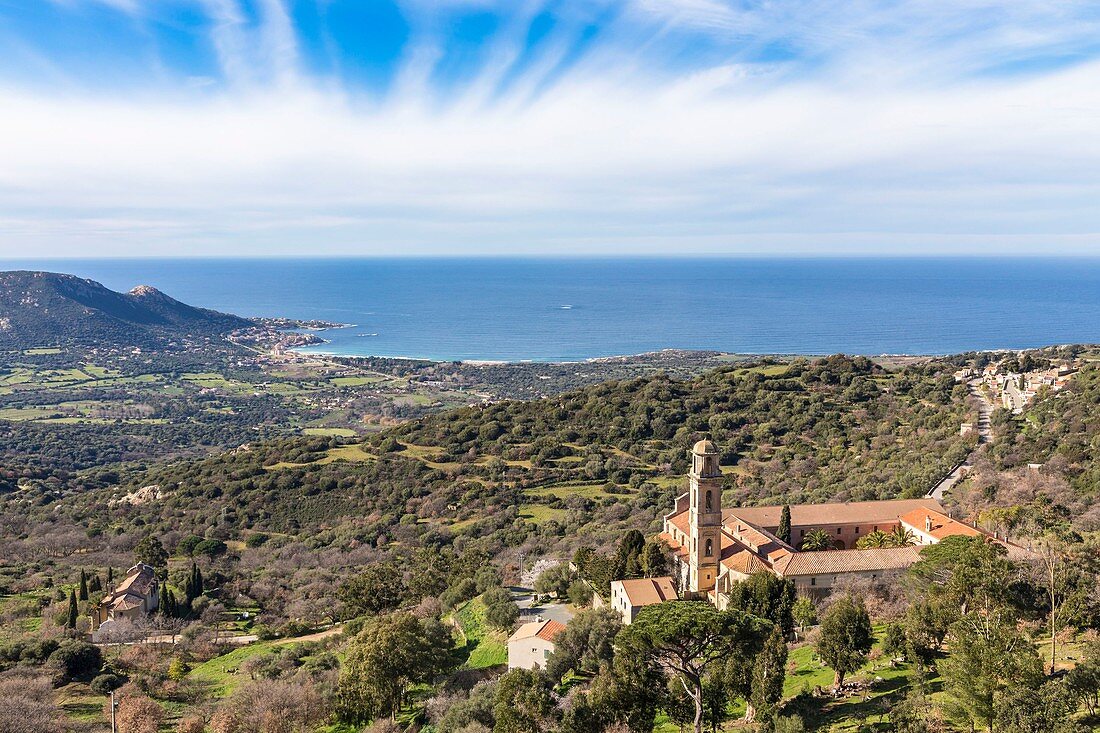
left=159, top=584, right=171, bottom=616
left=89, top=574, right=102, bottom=593
left=777, top=505, right=792, bottom=545
left=107, top=566, right=114, bottom=587
left=192, top=564, right=203, bottom=599
left=78, top=569, right=89, bottom=601
left=66, top=589, right=79, bottom=629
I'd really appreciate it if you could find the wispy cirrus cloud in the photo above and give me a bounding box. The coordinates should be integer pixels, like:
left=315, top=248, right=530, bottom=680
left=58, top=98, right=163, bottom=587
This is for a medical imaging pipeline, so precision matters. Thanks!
left=1, top=0, right=1100, bottom=256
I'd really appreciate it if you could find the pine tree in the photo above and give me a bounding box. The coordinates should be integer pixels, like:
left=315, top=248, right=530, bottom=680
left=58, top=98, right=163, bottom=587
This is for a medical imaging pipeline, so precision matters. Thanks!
left=66, top=589, right=79, bottom=629
left=78, top=568, right=88, bottom=601
left=777, top=505, right=792, bottom=545
left=750, top=627, right=789, bottom=722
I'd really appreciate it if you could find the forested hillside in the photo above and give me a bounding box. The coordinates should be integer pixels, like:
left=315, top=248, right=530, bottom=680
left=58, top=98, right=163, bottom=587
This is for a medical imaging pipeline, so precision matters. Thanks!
left=960, top=358, right=1100, bottom=532
left=5, top=353, right=1100, bottom=733
left=1, top=355, right=974, bottom=604
left=394, top=354, right=974, bottom=506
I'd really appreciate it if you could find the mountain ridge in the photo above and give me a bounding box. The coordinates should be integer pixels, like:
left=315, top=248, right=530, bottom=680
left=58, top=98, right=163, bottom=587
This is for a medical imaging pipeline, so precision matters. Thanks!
left=0, top=270, right=253, bottom=349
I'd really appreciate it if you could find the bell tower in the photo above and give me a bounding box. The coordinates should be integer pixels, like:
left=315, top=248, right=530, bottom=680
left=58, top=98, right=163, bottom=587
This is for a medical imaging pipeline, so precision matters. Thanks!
left=688, top=438, right=723, bottom=595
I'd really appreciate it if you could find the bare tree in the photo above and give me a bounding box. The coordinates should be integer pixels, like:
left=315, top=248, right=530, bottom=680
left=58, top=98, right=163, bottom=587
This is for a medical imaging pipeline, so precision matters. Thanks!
left=0, top=672, right=65, bottom=733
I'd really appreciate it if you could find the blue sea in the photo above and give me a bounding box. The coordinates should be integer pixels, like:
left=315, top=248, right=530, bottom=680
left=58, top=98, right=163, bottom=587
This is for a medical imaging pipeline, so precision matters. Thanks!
left=3, top=257, right=1100, bottom=361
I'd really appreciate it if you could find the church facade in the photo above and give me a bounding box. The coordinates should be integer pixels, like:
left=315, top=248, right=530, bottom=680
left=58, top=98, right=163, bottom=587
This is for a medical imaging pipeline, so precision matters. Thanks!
left=660, top=439, right=1020, bottom=602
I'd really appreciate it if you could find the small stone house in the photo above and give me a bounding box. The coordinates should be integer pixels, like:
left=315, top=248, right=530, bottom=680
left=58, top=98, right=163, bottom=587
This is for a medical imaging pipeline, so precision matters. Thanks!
left=507, top=617, right=566, bottom=670
left=93, top=563, right=159, bottom=632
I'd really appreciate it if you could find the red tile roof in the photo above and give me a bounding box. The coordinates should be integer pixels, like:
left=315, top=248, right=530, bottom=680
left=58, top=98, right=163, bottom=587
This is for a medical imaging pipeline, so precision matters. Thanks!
left=536, top=619, right=567, bottom=642
left=615, top=577, right=678, bottom=606
left=772, top=546, right=923, bottom=576
left=724, top=498, right=944, bottom=529
left=509, top=618, right=567, bottom=643
left=898, top=508, right=983, bottom=540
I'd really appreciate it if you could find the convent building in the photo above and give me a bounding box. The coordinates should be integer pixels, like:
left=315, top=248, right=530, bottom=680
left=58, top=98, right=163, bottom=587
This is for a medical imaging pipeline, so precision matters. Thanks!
left=660, top=439, right=1022, bottom=603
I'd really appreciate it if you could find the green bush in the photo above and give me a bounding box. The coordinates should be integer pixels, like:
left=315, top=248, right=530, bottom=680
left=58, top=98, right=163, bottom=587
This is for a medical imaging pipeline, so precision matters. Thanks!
left=245, top=532, right=270, bottom=548
left=90, top=673, right=123, bottom=694
left=46, top=640, right=103, bottom=685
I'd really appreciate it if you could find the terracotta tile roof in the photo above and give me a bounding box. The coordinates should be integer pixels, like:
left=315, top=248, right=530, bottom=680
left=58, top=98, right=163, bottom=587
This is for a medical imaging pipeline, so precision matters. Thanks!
left=721, top=549, right=771, bottom=575
left=723, top=520, right=794, bottom=561
left=536, top=619, right=567, bottom=642
left=898, top=508, right=983, bottom=540
left=658, top=532, right=689, bottom=559
left=615, top=577, right=678, bottom=606
left=508, top=618, right=566, bottom=643
left=668, top=511, right=690, bottom=535
left=724, top=498, right=944, bottom=529
left=109, top=594, right=146, bottom=612
left=772, top=546, right=923, bottom=576
left=113, top=564, right=156, bottom=597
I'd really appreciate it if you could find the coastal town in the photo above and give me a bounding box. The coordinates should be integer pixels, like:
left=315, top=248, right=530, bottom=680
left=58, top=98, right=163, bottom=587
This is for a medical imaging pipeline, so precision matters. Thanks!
left=956, top=356, right=1078, bottom=414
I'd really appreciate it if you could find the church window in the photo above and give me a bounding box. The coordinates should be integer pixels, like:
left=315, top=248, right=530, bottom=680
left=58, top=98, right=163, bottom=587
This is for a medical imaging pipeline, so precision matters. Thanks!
left=705, top=490, right=713, bottom=512
left=705, top=538, right=713, bottom=557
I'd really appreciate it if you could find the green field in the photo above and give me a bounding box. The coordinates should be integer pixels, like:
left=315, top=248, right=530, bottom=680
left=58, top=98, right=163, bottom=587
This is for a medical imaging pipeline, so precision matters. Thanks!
left=187, top=640, right=281, bottom=697
left=518, top=504, right=569, bottom=525
left=303, top=427, right=359, bottom=437
left=453, top=596, right=508, bottom=669
left=526, top=482, right=621, bottom=500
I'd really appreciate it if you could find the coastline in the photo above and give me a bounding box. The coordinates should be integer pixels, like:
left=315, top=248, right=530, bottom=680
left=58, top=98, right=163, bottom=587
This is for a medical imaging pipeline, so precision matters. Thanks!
left=289, top=343, right=1090, bottom=365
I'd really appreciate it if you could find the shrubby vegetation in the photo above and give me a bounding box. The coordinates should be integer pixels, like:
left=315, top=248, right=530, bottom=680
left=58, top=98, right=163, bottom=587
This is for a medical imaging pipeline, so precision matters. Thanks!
left=1, top=349, right=1099, bottom=731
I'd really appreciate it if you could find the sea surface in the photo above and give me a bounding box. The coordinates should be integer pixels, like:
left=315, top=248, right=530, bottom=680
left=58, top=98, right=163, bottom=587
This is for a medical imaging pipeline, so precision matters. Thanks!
left=4, top=257, right=1100, bottom=362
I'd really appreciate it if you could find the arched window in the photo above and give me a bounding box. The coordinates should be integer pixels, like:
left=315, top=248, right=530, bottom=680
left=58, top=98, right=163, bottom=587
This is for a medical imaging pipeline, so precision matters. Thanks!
left=705, top=490, right=713, bottom=512
left=704, top=538, right=713, bottom=557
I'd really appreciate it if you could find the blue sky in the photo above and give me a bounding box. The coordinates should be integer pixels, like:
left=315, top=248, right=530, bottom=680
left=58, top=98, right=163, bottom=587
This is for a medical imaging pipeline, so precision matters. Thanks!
left=1, top=0, right=1100, bottom=256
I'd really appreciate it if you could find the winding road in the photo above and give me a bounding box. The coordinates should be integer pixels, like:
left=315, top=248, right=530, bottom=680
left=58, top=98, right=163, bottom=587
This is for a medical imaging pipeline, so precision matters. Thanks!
left=927, top=379, right=993, bottom=501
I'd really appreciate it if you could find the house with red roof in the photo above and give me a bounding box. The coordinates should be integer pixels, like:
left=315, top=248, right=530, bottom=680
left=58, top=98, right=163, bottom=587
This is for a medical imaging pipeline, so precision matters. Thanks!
left=507, top=617, right=567, bottom=670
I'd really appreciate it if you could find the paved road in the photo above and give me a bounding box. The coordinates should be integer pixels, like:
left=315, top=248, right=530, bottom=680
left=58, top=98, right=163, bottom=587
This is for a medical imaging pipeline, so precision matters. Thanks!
left=514, top=588, right=575, bottom=626
left=927, top=379, right=992, bottom=501
left=1003, top=381, right=1027, bottom=413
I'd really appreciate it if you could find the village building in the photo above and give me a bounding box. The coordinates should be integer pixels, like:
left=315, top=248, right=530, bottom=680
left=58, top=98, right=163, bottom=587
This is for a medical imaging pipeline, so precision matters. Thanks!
left=659, top=439, right=1017, bottom=602
left=92, top=563, right=159, bottom=633
left=610, top=576, right=678, bottom=624
left=507, top=617, right=567, bottom=670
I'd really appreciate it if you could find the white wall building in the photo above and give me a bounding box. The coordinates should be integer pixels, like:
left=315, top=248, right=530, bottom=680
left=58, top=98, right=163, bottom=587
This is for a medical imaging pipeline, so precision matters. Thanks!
left=610, top=576, right=678, bottom=624
left=507, top=617, right=566, bottom=670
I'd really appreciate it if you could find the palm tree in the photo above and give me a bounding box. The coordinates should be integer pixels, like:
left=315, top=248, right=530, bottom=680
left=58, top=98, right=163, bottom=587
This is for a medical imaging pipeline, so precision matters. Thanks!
left=800, top=528, right=834, bottom=551
left=885, top=525, right=916, bottom=548
left=855, top=530, right=889, bottom=549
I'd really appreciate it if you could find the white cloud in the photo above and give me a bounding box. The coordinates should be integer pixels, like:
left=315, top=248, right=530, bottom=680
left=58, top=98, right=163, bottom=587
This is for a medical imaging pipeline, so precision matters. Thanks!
left=2, top=0, right=1100, bottom=255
